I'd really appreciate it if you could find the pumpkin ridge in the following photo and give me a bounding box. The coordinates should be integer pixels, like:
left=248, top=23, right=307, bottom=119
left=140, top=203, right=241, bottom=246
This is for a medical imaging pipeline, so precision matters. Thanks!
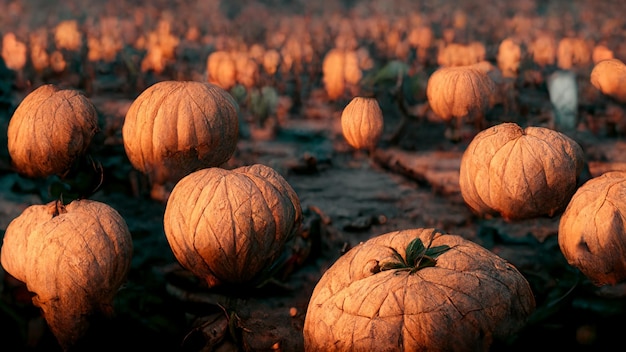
left=173, top=172, right=214, bottom=267
left=248, top=173, right=294, bottom=240
left=517, top=140, right=539, bottom=210
left=196, top=175, right=230, bottom=258
left=220, top=177, right=240, bottom=270
left=467, top=70, right=481, bottom=116
left=150, top=84, right=182, bottom=162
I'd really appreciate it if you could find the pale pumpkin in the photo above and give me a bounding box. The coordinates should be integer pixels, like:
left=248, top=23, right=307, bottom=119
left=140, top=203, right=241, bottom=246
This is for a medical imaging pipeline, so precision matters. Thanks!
left=558, top=171, right=626, bottom=286
left=590, top=58, right=626, bottom=102
left=459, top=122, right=585, bottom=221
left=163, top=163, right=302, bottom=288
left=122, top=80, right=239, bottom=198
left=340, top=96, right=384, bottom=152
left=303, top=228, right=535, bottom=351
left=0, top=199, right=133, bottom=350
left=426, top=65, right=495, bottom=140
left=7, top=84, right=98, bottom=178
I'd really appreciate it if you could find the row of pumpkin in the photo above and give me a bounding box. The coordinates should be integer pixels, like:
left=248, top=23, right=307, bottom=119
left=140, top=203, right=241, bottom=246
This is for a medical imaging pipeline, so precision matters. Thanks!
left=0, top=74, right=623, bottom=350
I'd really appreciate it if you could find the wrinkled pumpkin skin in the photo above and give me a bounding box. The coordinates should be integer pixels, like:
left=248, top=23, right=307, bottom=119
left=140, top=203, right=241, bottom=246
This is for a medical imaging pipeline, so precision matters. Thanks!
left=0, top=199, right=133, bottom=350
left=341, top=96, right=384, bottom=151
left=559, top=171, right=626, bottom=286
left=303, top=228, right=535, bottom=352
left=163, top=164, right=302, bottom=288
left=459, top=122, right=585, bottom=221
left=122, top=80, right=239, bottom=187
left=7, top=84, right=98, bottom=178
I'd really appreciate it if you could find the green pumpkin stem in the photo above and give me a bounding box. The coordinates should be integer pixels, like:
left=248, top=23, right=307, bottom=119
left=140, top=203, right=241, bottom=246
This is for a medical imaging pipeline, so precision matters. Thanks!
left=380, top=237, right=451, bottom=274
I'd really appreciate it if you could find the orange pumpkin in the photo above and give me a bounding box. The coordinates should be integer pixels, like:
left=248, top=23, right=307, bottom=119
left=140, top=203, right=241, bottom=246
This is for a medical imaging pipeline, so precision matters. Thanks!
left=459, top=122, right=585, bottom=221
left=7, top=84, right=99, bottom=178
left=122, top=80, right=239, bottom=200
left=304, top=228, right=535, bottom=351
left=322, top=48, right=361, bottom=101
left=558, top=171, right=626, bottom=286
left=590, top=58, right=626, bottom=102
left=340, top=96, right=384, bottom=153
left=0, top=199, right=133, bottom=350
left=163, top=164, right=302, bottom=288
left=426, top=65, right=495, bottom=140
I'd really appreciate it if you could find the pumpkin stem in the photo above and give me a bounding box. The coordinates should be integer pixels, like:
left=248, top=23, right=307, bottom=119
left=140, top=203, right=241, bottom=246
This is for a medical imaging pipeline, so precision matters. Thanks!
left=49, top=199, right=67, bottom=217
left=380, top=236, right=451, bottom=274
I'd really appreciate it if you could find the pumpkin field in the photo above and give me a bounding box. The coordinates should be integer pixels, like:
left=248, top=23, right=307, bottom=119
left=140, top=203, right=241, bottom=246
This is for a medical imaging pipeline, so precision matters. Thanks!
left=2, top=0, right=626, bottom=351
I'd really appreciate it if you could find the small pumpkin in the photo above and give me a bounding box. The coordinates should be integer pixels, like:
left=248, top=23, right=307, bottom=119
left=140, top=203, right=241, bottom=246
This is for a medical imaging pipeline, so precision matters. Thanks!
left=459, top=122, right=585, bottom=221
left=426, top=65, right=495, bottom=140
left=0, top=199, right=133, bottom=350
left=340, top=96, right=384, bottom=153
left=303, top=228, right=535, bottom=351
left=556, top=37, right=591, bottom=70
left=122, top=80, right=239, bottom=200
left=322, top=48, right=362, bottom=101
left=163, top=163, right=302, bottom=288
left=529, top=33, right=557, bottom=68
left=206, top=51, right=237, bottom=90
left=497, top=38, right=522, bottom=78
left=436, top=42, right=486, bottom=67
left=7, top=84, right=99, bottom=178
left=558, top=171, right=626, bottom=286
left=590, top=58, right=626, bottom=103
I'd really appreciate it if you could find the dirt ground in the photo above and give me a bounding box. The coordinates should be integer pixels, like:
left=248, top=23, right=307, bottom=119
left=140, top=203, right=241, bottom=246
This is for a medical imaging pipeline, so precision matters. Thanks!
left=2, top=0, right=626, bottom=351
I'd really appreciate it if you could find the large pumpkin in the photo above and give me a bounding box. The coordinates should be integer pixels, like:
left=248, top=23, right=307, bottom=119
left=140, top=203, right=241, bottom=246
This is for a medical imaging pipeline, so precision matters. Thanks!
left=122, top=80, right=239, bottom=199
left=558, top=171, right=626, bottom=286
left=459, top=122, right=585, bottom=221
left=163, top=163, right=302, bottom=288
left=0, top=199, right=133, bottom=350
left=7, top=84, right=98, bottom=178
left=303, top=228, right=535, bottom=351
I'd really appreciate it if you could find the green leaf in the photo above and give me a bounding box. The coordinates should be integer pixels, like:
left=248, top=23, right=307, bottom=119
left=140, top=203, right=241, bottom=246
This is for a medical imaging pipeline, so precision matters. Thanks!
left=372, top=60, right=410, bottom=84
left=405, top=237, right=426, bottom=267
left=425, top=245, right=451, bottom=259
left=380, top=261, right=407, bottom=271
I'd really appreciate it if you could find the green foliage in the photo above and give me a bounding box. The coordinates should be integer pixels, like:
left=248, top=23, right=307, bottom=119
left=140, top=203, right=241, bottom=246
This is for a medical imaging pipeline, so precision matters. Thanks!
left=249, top=86, right=278, bottom=125
left=380, top=236, right=451, bottom=274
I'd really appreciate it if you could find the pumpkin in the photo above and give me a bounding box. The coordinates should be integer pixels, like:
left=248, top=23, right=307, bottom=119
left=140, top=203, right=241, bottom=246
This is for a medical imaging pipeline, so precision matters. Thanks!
left=322, top=48, right=362, bottom=101
left=122, top=80, right=239, bottom=199
left=590, top=58, right=626, bottom=103
left=436, top=42, right=486, bottom=67
left=556, top=37, right=591, bottom=70
left=2, top=32, right=27, bottom=71
left=591, top=44, right=614, bottom=64
left=207, top=50, right=238, bottom=90
left=558, top=171, right=626, bottom=286
left=0, top=199, right=133, bottom=350
left=497, top=38, right=522, bottom=78
left=163, top=163, right=302, bottom=288
left=426, top=65, right=495, bottom=140
left=529, top=33, right=556, bottom=68
left=459, top=122, right=585, bottom=221
left=340, top=96, right=384, bottom=153
left=407, top=25, right=433, bottom=64
left=303, top=228, right=535, bottom=351
left=7, top=84, right=99, bottom=178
